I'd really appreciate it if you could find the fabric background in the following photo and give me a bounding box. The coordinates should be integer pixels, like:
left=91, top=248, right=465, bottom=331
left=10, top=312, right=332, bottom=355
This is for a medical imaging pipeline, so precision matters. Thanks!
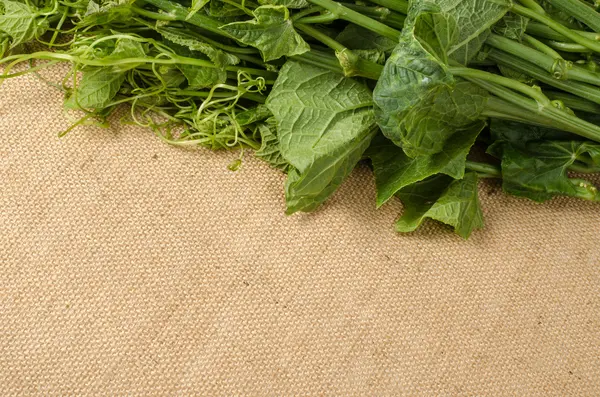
left=1, top=66, right=599, bottom=396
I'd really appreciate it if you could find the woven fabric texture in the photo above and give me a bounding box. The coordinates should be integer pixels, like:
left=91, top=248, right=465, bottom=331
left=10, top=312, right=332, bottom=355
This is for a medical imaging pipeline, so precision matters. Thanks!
left=1, top=67, right=600, bottom=396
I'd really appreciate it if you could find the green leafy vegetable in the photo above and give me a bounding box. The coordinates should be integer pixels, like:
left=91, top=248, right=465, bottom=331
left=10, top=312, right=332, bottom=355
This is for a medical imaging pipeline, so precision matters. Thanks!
left=220, top=5, right=310, bottom=61
left=267, top=61, right=376, bottom=213
left=0, top=0, right=48, bottom=48
left=396, top=172, right=484, bottom=238
left=367, top=124, right=482, bottom=206
left=2, top=0, right=600, bottom=238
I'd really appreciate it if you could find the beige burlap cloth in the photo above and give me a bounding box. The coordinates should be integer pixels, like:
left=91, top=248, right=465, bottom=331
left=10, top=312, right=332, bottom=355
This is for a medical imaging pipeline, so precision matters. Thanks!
left=1, top=66, right=600, bottom=396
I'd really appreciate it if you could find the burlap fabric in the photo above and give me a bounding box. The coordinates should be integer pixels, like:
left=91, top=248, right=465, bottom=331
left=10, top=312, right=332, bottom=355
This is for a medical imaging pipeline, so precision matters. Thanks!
left=1, top=65, right=600, bottom=396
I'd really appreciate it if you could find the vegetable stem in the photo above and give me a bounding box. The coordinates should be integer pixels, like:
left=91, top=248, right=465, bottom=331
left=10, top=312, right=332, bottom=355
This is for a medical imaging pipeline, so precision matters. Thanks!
left=363, top=0, right=408, bottom=14
left=465, top=161, right=501, bottom=178
left=449, top=66, right=551, bottom=105
left=511, top=3, right=600, bottom=53
left=305, top=0, right=401, bottom=40
left=543, top=0, right=600, bottom=33
left=486, top=49, right=600, bottom=105
left=486, top=33, right=600, bottom=86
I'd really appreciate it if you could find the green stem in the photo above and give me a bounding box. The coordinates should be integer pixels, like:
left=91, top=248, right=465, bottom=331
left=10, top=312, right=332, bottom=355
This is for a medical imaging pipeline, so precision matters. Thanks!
left=156, top=25, right=259, bottom=55
left=518, top=0, right=547, bottom=14
left=363, top=0, right=408, bottom=14
left=342, top=4, right=406, bottom=29
left=569, top=162, right=600, bottom=173
left=482, top=97, right=558, bottom=127
left=291, top=5, right=323, bottom=21
left=525, top=22, right=600, bottom=41
left=512, top=4, right=600, bottom=52
left=486, top=33, right=600, bottom=86
left=0, top=52, right=277, bottom=79
left=486, top=49, right=600, bottom=105
left=465, top=161, right=501, bottom=178
left=296, top=11, right=338, bottom=24
left=305, top=0, right=401, bottom=40
left=543, top=0, right=600, bottom=32
left=449, top=66, right=551, bottom=105
left=522, top=34, right=562, bottom=58
left=546, top=40, right=592, bottom=52
left=131, top=5, right=178, bottom=21
left=291, top=50, right=344, bottom=73
left=296, top=23, right=345, bottom=51
left=173, top=90, right=266, bottom=103
left=545, top=91, right=600, bottom=113
left=472, top=80, right=600, bottom=142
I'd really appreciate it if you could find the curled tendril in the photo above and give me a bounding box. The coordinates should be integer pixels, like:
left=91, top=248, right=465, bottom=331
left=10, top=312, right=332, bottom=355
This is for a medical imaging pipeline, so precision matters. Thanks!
left=551, top=59, right=572, bottom=80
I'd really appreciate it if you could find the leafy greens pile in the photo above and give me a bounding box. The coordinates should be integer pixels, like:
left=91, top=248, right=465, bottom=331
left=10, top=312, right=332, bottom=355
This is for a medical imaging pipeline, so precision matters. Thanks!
left=2, top=0, right=600, bottom=237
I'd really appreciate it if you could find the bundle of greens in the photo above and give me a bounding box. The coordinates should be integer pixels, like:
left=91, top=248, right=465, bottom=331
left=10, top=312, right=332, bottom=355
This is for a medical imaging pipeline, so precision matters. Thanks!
left=2, top=0, right=600, bottom=237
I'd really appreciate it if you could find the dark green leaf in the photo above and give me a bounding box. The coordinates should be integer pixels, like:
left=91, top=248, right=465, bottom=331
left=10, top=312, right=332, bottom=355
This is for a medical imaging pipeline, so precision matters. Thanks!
left=396, top=172, right=484, bottom=238
left=335, top=24, right=397, bottom=52
left=367, top=124, right=483, bottom=206
left=220, top=6, right=310, bottom=61
left=373, top=30, right=487, bottom=157
left=496, top=140, right=600, bottom=202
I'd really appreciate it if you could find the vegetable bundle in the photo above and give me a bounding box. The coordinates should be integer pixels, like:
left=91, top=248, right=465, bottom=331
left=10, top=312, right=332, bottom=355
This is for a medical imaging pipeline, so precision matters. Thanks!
left=2, top=0, right=600, bottom=237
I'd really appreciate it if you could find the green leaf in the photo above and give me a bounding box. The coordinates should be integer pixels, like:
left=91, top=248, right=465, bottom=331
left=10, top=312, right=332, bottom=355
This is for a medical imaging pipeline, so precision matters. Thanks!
left=158, top=28, right=240, bottom=68
left=492, top=13, right=529, bottom=41
left=353, top=49, right=386, bottom=64
left=0, top=0, right=48, bottom=48
left=187, top=0, right=210, bottom=18
left=79, top=0, right=134, bottom=26
left=236, top=104, right=272, bottom=126
left=496, top=140, right=600, bottom=202
left=266, top=61, right=377, bottom=213
left=67, top=66, right=127, bottom=109
left=177, top=64, right=227, bottom=89
left=409, top=0, right=511, bottom=64
left=255, top=120, right=291, bottom=172
left=335, top=24, right=397, bottom=52
left=209, top=0, right=248, bottom=17
left=258, top=0, right=309, bottom=9
left=396, top=172, right=484, bottom=239
left=220, top=5, right=310, bottom=61
left=487, top=119, right=576, bottom=157
left=367, top=124, right=483, bottom=206
left=373, top=30, right=487, bottom=157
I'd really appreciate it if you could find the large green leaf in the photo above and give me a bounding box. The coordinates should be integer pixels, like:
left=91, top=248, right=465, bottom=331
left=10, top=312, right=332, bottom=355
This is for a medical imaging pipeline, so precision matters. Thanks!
left=367, top=124, right=483, bottom=206
left=0, top=0, right=48, bottom=48
left=409, top=0, right=511, bottom=64
left=220, top=5, right=309, bottom=61
left=373, top=29, right=487, bottom=157
left=396, top=172, right=484, bottom=239
left=496, top=141, right=600, bottom=202
left=266, top=61, right=377, bottom=213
